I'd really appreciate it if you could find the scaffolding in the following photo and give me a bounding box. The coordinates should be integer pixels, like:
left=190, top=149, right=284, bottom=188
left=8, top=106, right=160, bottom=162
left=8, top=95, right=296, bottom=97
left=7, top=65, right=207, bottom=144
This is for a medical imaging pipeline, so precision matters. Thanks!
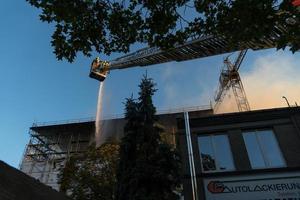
left=20, top=121, right=93, bottom=190
left=19, top=106, right=213, bottom=191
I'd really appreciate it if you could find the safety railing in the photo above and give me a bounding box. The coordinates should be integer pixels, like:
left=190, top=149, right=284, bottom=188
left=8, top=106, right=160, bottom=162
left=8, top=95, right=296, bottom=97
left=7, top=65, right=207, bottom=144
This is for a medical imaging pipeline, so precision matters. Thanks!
left=31, top=105, right=212, bottom=127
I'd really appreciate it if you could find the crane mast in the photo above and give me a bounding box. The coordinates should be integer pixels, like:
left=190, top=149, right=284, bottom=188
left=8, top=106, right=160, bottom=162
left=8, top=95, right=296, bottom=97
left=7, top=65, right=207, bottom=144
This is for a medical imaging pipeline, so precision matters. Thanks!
left=214, top=50, right=250, bottom=112
left=231, top=74, right=250, bottom=112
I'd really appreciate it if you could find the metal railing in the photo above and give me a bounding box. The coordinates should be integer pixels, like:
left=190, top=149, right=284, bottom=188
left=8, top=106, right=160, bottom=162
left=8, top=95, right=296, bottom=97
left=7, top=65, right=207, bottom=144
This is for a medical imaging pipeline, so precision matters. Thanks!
left=31, top=105, right=212, bottom=128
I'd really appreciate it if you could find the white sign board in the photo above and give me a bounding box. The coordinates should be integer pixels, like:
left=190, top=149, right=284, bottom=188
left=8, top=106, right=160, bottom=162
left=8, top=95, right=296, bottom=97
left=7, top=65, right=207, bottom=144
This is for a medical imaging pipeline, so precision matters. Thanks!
left=204, top=172, right=300, bottom=200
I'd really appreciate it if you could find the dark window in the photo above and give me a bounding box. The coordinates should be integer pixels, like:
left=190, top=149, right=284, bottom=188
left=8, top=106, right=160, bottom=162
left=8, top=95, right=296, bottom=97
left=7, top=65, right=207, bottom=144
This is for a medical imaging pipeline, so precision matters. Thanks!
left=243, top=130, right=286, bottom=169
left=198, top=135, right=235, bottom=172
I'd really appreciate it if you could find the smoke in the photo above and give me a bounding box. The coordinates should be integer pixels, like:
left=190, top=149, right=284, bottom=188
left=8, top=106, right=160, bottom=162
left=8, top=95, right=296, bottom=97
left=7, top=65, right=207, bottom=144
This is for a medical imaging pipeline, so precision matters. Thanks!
left=160, top=51, right=300, bottom=113
left=242, top=52, right=300, bottom=109
left=214, top=89, right=240, bottom=113
left=160, top=62, right=218, bottom=109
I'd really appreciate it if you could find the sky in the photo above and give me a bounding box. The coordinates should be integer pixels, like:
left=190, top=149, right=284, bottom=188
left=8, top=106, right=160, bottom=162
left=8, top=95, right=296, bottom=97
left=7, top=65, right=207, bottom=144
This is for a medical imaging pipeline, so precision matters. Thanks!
left=0, top=1, right=299, bottom=168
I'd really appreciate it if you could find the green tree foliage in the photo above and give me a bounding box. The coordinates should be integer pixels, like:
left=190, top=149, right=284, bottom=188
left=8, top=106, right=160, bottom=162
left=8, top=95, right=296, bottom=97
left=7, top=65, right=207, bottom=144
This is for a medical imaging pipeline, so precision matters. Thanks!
left=58, top=143, right=119, bottom=200
left=116, top=75, right=182, bottom=200
left=27, top=0, right=299, bottom=62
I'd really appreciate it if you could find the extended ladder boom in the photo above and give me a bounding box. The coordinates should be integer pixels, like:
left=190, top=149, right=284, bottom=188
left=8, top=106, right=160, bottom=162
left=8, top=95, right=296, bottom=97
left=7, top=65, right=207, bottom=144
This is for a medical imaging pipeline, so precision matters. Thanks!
left=109, top=25, right=286, bottom=70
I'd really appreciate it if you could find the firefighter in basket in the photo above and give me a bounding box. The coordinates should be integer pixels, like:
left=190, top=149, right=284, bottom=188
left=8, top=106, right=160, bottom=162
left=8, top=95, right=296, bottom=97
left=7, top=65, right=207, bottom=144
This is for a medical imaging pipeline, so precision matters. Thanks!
left=89, top=57, right=110, bottom=82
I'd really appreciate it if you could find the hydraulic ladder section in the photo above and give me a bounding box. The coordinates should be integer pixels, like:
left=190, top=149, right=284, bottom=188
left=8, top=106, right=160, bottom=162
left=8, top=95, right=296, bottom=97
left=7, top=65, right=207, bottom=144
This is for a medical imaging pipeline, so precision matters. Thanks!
left=108, top=25, right=286, bottom=70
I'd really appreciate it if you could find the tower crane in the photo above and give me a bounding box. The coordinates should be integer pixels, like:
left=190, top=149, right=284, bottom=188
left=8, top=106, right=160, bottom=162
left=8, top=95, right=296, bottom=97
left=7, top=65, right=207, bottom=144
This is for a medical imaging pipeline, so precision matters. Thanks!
left=214, top=50, right=250, bottom=112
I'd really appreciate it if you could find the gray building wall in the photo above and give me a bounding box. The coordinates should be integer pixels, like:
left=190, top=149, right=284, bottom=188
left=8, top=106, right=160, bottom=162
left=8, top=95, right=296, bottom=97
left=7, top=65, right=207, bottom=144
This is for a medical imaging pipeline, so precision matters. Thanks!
left=177, top=107, right=300, bottom=200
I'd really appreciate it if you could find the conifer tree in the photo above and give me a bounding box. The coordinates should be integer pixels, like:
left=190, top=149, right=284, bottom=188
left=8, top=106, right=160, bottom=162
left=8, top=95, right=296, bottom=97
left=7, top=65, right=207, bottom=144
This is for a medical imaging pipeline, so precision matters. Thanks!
left=116, top=97, right=139, bottom=200
left=116, top=75, right=181, bottom=200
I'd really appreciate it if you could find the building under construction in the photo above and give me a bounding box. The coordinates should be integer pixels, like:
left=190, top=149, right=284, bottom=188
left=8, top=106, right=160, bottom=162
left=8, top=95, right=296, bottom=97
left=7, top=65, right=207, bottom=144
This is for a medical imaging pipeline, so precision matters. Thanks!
left=19, top=106, right=211, bottom=191
left=19, top=118, right=95, bottom=190
left=20, top=106, right=300, bottom=200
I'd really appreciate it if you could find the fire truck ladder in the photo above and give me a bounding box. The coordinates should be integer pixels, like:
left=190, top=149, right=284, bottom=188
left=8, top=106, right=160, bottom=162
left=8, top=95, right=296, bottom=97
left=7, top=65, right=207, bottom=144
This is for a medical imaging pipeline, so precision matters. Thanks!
left=108, top=26, right=286, bottom=70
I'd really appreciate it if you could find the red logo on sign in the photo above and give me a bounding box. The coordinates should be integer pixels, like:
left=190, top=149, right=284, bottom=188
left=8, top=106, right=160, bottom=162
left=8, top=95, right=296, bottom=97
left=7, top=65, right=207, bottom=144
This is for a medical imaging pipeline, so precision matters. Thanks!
left=292, top=0, right=300, bottom=6
left=207, top=181, right=225, bottom=193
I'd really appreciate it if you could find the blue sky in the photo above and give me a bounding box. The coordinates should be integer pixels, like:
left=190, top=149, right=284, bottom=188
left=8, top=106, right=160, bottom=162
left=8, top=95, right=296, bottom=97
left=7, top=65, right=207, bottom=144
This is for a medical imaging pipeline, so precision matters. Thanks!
left=0, top=1, right=299, bottom=168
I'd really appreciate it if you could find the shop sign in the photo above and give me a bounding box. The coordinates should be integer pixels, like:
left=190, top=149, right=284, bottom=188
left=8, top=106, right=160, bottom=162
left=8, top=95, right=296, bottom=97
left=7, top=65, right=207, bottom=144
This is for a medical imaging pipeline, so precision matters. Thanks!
left=204, top=173, right=300, bottom=200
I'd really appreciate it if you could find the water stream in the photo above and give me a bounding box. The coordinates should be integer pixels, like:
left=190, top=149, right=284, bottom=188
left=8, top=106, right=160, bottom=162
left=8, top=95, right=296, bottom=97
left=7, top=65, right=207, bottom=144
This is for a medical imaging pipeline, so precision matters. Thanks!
left=95, top=81, right=105, bottom=147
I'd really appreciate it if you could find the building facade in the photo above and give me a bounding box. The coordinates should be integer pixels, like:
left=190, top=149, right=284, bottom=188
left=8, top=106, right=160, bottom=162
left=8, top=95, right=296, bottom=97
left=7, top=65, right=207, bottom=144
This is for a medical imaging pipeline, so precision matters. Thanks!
left=20, top=106, right=300, bottom=199
left=19, top=107, right=211, bottom=191
left=178, top=107, right=300, bottom=200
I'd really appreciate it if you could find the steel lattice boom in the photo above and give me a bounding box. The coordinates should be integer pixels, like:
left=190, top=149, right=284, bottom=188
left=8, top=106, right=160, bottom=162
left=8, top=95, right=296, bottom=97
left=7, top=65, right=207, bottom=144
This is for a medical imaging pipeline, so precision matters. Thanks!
left=109, top=26, right=286, bottom=70
left=214, top=50, right=250, bottom=112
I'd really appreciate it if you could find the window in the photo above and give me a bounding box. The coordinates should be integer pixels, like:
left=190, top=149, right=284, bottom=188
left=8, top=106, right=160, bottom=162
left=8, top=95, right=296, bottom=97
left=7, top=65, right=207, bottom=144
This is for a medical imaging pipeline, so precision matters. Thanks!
left=243, top=130, right=286, bottom=169
left=198, top=135, right=235, bottom=172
